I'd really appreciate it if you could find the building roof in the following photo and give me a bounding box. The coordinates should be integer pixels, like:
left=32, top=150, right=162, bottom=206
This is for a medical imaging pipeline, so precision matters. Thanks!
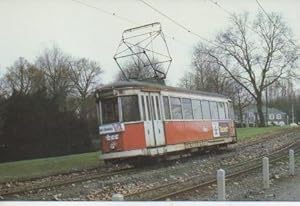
left=95, top=80, right=229, bottom=99
left=245, top=105, right=286, bottom=114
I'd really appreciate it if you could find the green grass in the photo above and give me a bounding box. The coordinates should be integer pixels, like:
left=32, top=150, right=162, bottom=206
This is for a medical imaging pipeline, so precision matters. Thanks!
left=0, top=151, right=103, bottom=183
left=237, top=126, right=290, bottom=141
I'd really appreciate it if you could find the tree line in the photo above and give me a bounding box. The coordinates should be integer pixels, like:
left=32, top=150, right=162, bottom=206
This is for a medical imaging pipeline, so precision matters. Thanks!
left=0, top=46, right=103, bottom=162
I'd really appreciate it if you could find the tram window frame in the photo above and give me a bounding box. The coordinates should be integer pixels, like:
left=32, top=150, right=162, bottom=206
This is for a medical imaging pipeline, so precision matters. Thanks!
left=217, top=102, right=226, bottom=119
left=192, top=99, right=202, bottom=120
left=146, top=96, right=151, bottom=120
left=182, top=98, right=193, bottom=119
left=228, top=102, right=234, bottom=119
left=141, top=96, right=147, bottom=121
left=156, top=96, right=161, bottom=120
left=170, top=97, right=183, bottom=119
left=224, top=102, right=229, bottom=119
left=120, top=95, right=141, bottom=122
left=163, top=96, right=171, bottom=120
left=101, top=97, right=119, bottom=124
left=201, top=100, right=211, bottom=119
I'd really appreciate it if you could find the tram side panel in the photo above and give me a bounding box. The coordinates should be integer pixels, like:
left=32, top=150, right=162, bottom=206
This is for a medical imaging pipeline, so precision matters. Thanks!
left=101, top=122, right=146, bottom=153
left=163, top=119, right=236, bottom=147
left=164, top=120, right=213, bottom=145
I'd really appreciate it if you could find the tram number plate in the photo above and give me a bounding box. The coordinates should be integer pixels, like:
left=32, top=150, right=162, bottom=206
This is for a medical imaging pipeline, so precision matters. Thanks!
left=185, top=141, right=206, bottom=149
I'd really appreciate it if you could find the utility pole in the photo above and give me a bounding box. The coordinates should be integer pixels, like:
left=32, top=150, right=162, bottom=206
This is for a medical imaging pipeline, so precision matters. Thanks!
left=292, top=103, right=295, bottom=123
left=265, top=83, right=268, bottom=127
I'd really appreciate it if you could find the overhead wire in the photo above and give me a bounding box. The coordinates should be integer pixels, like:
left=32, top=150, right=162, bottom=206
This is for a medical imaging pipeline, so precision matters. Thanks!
left=70, top=0, right=194, bottom=48
left=208, top=0, right=299, bottom=91
left=139, top=0, right=220, bottom=48
left=209, top=0, right=298, bottom=50
left=71, top=0, right=139, bottom=25
left=255, top=0, right=299, bottom=49
left=208, top=0, right=300, bottom=58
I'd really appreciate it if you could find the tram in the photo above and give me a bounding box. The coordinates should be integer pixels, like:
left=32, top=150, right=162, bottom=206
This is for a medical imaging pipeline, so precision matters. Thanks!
left=95, top=81, right=237, bottom=163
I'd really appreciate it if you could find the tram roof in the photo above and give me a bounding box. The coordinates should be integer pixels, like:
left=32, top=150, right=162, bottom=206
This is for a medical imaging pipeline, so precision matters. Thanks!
left=96, top=81, right=228, bottom=99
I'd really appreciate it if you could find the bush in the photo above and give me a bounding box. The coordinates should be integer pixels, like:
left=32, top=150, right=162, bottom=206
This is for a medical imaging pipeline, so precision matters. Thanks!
left=0, top=91, right=95, bottom=162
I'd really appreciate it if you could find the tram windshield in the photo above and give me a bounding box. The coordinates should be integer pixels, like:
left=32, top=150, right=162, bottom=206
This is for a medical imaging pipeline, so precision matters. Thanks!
left=101, top=97, right=119, bottom=124
left=120, top=95, right=140, bottom=122
left=101, top=95, right=141, bottom=124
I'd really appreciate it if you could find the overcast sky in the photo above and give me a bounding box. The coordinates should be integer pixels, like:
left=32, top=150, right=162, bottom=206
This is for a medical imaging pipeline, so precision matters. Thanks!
left=0, top=0, right=299, bottom=86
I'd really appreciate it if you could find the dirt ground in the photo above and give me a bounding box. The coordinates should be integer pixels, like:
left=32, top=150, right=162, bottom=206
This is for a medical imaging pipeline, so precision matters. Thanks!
left=256, top=167, right=300, bottom=201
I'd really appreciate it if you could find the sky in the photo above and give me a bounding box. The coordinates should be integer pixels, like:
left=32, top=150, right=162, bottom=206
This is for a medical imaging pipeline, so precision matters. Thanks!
left=0, top=0, right=299, bottom=86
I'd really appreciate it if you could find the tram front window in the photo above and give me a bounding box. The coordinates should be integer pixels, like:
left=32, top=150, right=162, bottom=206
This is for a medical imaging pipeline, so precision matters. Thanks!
left=101, top=98, right=119, bottom=124
left=121, top=95, right=140, bottom=122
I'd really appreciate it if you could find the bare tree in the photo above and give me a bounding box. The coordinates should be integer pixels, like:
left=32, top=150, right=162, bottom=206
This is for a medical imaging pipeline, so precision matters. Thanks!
left=69, top=58, right=103, bottom=101
left=179, top=53, right=234, bottom=96
left=179, top=57, right=253, bottom=126
left=69, top=58, right=103, bottom=117
left=4, top=57, right=32, bottom=95
left=4, top=57, right=45, bottom=95
left=115, top=56, right=165, bottom=83
left=35, top=46, right=72, bottom=100
left=178, top=72, right=195, bottom=90
left=0, top=78, right=8, bottom=98
left=231, top=84, right=253, bottom=127
left=194, top=12, right=299, bottom=127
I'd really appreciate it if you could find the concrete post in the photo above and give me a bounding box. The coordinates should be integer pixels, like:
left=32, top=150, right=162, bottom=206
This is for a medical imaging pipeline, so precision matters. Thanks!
left=217, top=169, right=226, bottom=200
left=112, top=194, right=124, bottom=201
left=263, top=157, right=269, bottom=189
left=289, top=149, right=295, bottom=176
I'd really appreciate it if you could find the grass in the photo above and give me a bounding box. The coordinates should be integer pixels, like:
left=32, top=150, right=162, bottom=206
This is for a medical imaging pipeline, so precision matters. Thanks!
left=0, top=151, right=103, bottom=183
left=237, top=126, right=290, bottom=141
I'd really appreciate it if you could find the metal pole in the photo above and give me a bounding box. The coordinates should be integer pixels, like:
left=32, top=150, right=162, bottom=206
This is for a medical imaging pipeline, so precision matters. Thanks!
left=217, top=169, right=226, bottom=200
left=289, top=149, right=295, bottom=176
left=265, top=84, right=268, bottom=127
left=292, top=103, right=295, bottom=124
left=112, top=194, right=124, bottom=201
left=263, top=157, right=270, bottom=189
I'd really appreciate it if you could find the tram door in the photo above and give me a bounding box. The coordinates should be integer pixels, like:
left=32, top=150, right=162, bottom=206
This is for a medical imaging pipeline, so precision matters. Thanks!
left=140, top=93, right=165, bottom=147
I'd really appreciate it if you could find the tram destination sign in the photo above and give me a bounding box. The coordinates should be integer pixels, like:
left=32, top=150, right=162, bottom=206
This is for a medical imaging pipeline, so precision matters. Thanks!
left=99, top=123, right=125, bottom=135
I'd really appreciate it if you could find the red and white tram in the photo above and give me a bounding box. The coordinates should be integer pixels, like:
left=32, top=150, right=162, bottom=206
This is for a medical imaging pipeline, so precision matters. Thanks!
left=95, top=81, right=237, bottom=164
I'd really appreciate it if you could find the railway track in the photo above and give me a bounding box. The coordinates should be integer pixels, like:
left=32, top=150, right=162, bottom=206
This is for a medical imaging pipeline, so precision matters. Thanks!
left=125, top=140, right=300, bottom=201
left=233, top=128, right=298, bottom=150
left=0, top=166, right=138, bottom=197
left=1, top=130, right=298, bottom=199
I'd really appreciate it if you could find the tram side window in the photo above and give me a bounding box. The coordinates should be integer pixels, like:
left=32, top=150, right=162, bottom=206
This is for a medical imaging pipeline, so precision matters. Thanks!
left=182, top=98, right=193, bottom=119
left=101, top=98, right=119, bottom=124
left=210, top=101, right=219, bottom=119
left=121, top=95, right=140, bottom=122
left=170, top=97, right=183, bottom=119
left=192, top=99, right=202, bottom=119
left=163, top=96, right=171, bottom=120
left=217, top=102, right=226, bottom=119
left=228, top=102, right=235, bottom=119
left=201, top=100, right=211, bottom=119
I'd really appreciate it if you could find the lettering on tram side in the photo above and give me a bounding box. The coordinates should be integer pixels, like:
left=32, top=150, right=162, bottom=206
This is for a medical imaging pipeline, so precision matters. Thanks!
left=185, top=140, right=207, bottom=149
left=99, top=123, right=125, bottom=135
left=202, top=127, right=209, bottom=132
left=212, top=122, right=220, bottom=137
left=219, top=122, right=229, bottom=136
left=105, top=134, right=119, bottom=141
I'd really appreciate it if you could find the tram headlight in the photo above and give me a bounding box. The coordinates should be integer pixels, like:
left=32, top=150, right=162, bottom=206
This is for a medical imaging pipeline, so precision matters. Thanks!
left=110, top=141, right=117, bottom=150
